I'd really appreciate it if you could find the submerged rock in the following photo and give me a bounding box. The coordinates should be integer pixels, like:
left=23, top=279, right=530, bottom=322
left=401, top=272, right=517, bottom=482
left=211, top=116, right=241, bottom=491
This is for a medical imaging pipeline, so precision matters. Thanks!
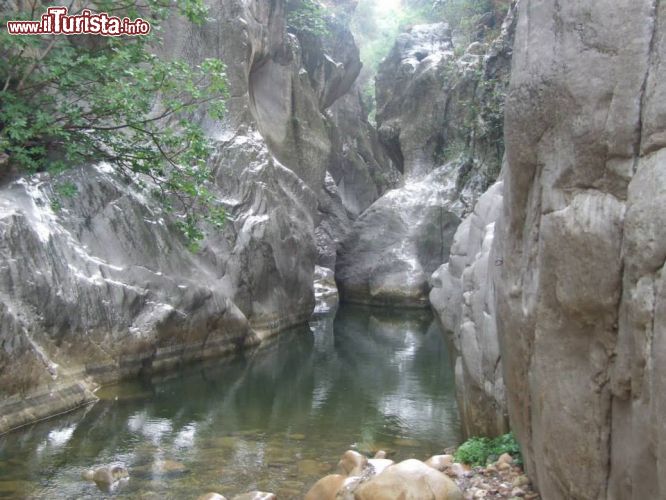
left=231, top=492, right=276, bottom=500
left=81, top=465, right=129, bottom=484
left=198, top=494, right=227, bottom=500
left=153, top=459, right=188, bottom=474
left=82, top=464, right=129, bottom=493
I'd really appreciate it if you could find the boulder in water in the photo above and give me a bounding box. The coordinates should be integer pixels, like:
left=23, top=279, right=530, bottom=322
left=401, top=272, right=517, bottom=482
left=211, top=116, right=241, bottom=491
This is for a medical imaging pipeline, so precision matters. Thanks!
left=304, top=474, right=347, bottom=500
left=337, top=450, right=368, bottom=476
left=354, top=459, right=463, bottom=500
left=81, top=464, right=129, bottom=493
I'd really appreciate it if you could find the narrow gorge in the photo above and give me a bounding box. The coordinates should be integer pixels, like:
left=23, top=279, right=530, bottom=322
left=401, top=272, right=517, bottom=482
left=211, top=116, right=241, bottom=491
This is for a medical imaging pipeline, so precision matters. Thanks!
left=0, top=0, right=664, bottom=499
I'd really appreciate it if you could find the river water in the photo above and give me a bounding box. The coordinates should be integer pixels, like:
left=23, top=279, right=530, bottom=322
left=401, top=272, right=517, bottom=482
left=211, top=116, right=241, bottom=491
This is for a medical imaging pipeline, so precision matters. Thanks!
left=0, top=305, right=461, bottom=499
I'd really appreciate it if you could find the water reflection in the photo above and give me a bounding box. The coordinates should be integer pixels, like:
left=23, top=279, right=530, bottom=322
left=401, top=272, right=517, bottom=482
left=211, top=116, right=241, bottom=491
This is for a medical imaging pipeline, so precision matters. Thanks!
left=0, top=305, right=460, bottom=499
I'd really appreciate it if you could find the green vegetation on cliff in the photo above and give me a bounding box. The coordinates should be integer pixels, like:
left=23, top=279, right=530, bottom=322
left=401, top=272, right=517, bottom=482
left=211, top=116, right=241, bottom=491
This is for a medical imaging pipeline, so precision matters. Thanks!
left=287, top=0, right=333, bottom=37
left=354, top=0, right=512, bottom=72
left=0, top=0, right=228, bottom=246
left=405, top=0, right=512, bottom=44
left=286, top=0, right=353, bottom=39
left=455, top=433, right=523, bottom=466
left=352, top=0, right=512, bottom=126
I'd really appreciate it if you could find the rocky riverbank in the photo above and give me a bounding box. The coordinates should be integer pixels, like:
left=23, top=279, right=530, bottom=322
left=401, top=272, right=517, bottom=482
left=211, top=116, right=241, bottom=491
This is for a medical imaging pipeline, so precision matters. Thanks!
left=187, top=448, right=541, bottom=500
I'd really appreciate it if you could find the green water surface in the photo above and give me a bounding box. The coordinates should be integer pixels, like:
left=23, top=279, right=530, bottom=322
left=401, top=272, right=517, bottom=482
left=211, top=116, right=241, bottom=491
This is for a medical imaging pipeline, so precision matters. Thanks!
left=0, top=305, right=461, bottom=499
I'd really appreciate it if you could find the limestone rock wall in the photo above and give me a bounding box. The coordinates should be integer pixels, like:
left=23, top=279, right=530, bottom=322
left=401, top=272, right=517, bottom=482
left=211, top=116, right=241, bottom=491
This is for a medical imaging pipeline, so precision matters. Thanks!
left=337, top=4, right=517, bottom=308
left=337, top=164, right=463, bottom=308
left=0, top=0, right=374, bottom=434
left=494, top=0, right=666, bottom=498
left=281, top=0, right=399, bottom=269
left=336, top=22, right=464, bottom=307
left=430, top=180, right=508, bottom=438
left=375, top=22, right=457, bottom=180
left=327, top=83, right=400, bottom=218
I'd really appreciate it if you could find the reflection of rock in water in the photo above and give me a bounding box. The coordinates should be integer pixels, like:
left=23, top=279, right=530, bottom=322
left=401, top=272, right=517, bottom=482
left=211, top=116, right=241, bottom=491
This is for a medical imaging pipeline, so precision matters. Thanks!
left=0, top=305, right=460, bottom=498
left=313, top=266, right=340, bottom=316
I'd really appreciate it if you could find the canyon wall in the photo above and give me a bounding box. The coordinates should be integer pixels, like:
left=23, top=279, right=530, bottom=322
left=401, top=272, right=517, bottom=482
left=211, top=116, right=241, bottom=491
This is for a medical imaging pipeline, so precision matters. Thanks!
left=436, top=0, right=666, bottom=498
left=0, top=0, right=383, bottom=434
left=430, top=0, right=666, bottom=499
left=430, top=179, right=508, bottom=439
left=337, top=6, right=515, bottom=308
left=495, top=0, right=666, bottom=498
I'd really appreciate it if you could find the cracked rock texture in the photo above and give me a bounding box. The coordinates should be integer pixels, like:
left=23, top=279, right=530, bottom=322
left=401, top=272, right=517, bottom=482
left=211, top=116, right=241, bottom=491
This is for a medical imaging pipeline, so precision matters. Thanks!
left=493, top=0, right=666, bottom=498
left=0, top=0, right=378, bottom=434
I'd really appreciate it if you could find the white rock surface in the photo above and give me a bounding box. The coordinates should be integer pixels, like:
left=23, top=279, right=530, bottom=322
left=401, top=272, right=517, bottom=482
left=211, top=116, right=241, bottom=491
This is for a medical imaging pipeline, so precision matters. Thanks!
left=430, top=180, right=508, bottom=438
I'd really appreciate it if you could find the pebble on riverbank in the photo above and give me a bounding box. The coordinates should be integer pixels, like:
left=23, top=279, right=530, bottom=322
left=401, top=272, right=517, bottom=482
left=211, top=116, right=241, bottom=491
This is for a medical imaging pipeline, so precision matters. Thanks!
left=445, top=453, right=541, bottom=500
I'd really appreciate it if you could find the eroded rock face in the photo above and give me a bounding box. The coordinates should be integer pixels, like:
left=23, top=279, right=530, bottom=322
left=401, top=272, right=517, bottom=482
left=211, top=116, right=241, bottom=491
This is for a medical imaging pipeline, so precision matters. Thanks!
left=375, top=22, right=455, bottom=179
left=328, top=83, right=400, bottom=218
left=375, top=10, right=515, bottom=189
left=279, top=1, right=396, bottom=268
left=316, top=85, right=399, bottom=270
left=0, top=0, right=368, bottom=434
left=316, top=173, right=354, bottom=270
left=430, top=180, right=508, bottom=438
left=494, top=0, right=666, bottom=498
left=336, top=165, right=462, bottom=308
left=291, top=2, right=363, bottom=112
left=337, top=6, right=516, bottom=307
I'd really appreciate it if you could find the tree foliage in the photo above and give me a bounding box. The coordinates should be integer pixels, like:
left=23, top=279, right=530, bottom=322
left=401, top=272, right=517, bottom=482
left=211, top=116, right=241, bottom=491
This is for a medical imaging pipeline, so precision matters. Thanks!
left=0, top=0, right=228, bottom=247
left=286, top=0, right=332, bottom=37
